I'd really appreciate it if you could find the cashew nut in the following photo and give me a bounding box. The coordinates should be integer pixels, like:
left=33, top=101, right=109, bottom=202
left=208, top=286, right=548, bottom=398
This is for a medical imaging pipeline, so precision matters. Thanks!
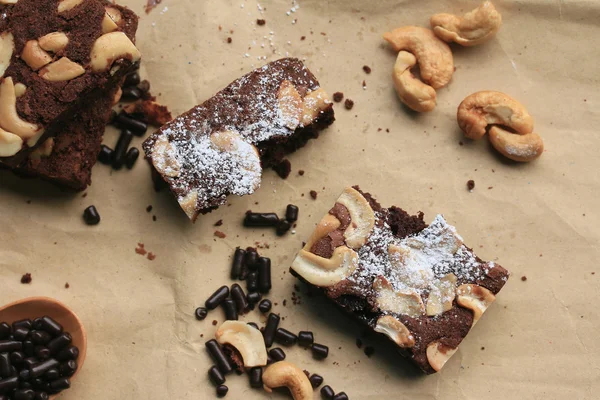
left=374, top=315, right=415, bottom=348
left=489, top=126, right=543, bottom=162
left=57, top=0, right=83, bottom=13
left=90, top=32, right=141, bottom=73
left=426, top=273, right=457, bottom=316
left=262, top=361, right=313, bottom=400
left=337, top=187, right=376, bottom=249
left=29, top=138, right=54, bottom=160
left=106, top=7, right=123, bottom=24
left=0, top=77, right=42, bottom=140
left=373, top=276, right=425, bottom=318
left=0, top=32, right=15, bottom=78
left=426, top=341, right=458, bottom=372
left=39, top=32, right=69, bottom=53
left=393, top=51, right=436, bottom=112
left=431, top=1, right=502, bottom=47
left=457, top=91, right=534, bottom=140
left=151, top=136, right=181, bottom=178
left=0, top=0, right=18, bottom=4
left=277, top=80, right=302, bottom=130
left=102, top=12, right=119, bottom=34
left=215, top=321, right=268, bottom=367
left=292, top=246, right=358, bottom=287
left=0, top=127, right=23, bottom=157
left=300, top=88, right=331, bottom=126
left=39, top=57, right=85, bottom=81
left=383, top=26, right=454, bottom=89
left=178, top=190, right=198, bottom=220
left=14, top=83, right=26, bottom=97
left=456, top=284, right=495, bottom=326
left=21, top=40, right=52, bottom=71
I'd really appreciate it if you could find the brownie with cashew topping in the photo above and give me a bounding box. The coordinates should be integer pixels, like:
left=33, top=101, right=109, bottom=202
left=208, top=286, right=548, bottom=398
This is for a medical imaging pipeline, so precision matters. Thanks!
left=0, top=0, right=140, bottom=165
left=143, top=58, right=335, bottom=222
left=290, top=186, right=510, bottom=374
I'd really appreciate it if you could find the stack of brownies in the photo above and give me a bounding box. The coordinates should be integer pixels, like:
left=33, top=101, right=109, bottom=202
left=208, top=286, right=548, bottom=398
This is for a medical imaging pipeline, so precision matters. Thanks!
left=0, top=0, right=141, bottom=190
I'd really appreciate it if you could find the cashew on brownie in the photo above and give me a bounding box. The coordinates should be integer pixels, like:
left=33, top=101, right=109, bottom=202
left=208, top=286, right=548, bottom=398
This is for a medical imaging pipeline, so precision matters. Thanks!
left=0, top=0, right=140, bottom=165
left=143, top=58, right=335, bottom=222
left=290, top=186, right=510, bottom=374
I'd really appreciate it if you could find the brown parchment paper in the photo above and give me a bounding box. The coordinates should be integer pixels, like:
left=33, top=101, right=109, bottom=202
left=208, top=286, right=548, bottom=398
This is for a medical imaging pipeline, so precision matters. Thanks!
left=1, top=0, right=599, bottom=399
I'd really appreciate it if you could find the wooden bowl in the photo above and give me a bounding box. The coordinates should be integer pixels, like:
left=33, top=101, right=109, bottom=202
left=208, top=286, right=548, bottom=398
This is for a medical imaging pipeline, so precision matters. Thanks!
left=0, top=297, right=87, bottom=399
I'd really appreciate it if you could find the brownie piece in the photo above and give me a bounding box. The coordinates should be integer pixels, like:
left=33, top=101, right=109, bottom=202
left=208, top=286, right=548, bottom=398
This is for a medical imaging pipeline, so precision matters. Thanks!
left=0, top=0, right=140, bottom=165
left=9, top=86, right=118, bottom=190
left=290, top=186, right=510, bottom=374
left=143, top=58, right=335, bottom=221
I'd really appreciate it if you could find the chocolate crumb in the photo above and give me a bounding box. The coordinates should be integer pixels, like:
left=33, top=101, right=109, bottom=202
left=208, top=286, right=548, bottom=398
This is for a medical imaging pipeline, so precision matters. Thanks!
left=467, top=180, right=475, bottom=191
left=298, top=170, right=305, bottom=176
left=459, top=141, right=464, bottom=146
left=257, top=19, right=266, bottom=25
left=481, top=346, right=485, bottom=350
left=344, top=99, right=354, bottom=110
left=152, top=215, right=157, bottom=222
left=364, top=346, right=375, bottom=357
left=65, top=282, right=70, bottom=289
left=355, top=338, right=363, bottom=349
left=135, top=243, right=147, bottom=256
left=310, top=190, right=318, bottom=200
left=214, top=231, right=227, bottom=239
left=273, top=159, right=292, bottom=179
left=147, top=252, right=156, bottom=261
left=215, top=219, right=223, bottom=226
left=363, top=65, right=372, bottom=74
left=20, top=273, right=32, bottom=284
left=146, top=205, right=153, bottom=212
left=212, top=320, right=218, bottom=326
left=521, top=276, right=527, bottom=281
left=227, top=37, right=232, bottom=44
left=333, top=92, right=344, bottom=102
left=488, top=186, right=493, bottom=190
left=362, top=80, right=366, bottom=89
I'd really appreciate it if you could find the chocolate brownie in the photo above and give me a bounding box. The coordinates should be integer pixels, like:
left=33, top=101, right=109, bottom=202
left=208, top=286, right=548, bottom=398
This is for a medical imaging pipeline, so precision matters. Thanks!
left=143, top=58, right=335, bottom=221
left=0, top=0, right=140, bottom=165
left=290, top=186, right=510, bottom=374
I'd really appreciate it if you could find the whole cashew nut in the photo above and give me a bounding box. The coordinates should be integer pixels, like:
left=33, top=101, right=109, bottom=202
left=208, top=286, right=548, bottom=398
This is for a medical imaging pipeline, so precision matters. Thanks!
left=489, top=126, right=543, bottom=162
left=90, top=32, right=141, bottom=73
left=383, top=26, right=454, bottom=89
left=457, top=91, right=534, bottom=140
left=262, top=361, right=313, bottom=400
left=215, top=321, right=268, bottom=367
left=21, top=40, right=52, bottom=71
left=38, top=32, right=69, bottom=53
left=431, top=1, right=502, bottom=47
left=392, top=51, right=436, bottom=112
left=0, top=127, right=23, bottom=157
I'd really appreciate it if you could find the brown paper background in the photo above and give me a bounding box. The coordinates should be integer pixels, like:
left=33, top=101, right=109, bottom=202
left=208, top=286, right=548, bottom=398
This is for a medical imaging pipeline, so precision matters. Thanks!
left=1, top=0, right=599, bottom=398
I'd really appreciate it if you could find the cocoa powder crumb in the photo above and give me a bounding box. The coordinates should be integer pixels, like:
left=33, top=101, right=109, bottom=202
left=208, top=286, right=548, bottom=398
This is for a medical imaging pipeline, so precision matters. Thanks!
left=212, top=320, right=218, bottom=326
left=227, top=37, right=232, bottom=44
left=146, top=205, right=153, bottom=212
left=344, top=99, right=354, bottom=110
left=214, top=231, right=227, bottom=239
left=364, top=346, right=375, bottom=357
left=214, top=219, right=223, bottom=227
left=298, top=170, right=305, bottom=176
left=256, top=19, right=266, bottom=26
left=310, top=190, right=318, bottom=200
left=301, top=36, right=306, bottom=41
left=135, top=243, right=147, bottom=256
left=65, top=282, right=70, bottom=289
left=147, top=252, right=156, bottom=261
left=521, top=276, right=527, bottom=281
left=467, top=180, right=475, bottom=191
left=363, top=65, right=371, bottom=74
left=21, top=273, right=32, bottom=284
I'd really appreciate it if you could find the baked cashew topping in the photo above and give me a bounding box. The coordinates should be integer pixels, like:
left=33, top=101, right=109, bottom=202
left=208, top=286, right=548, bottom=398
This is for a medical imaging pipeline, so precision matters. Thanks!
left=38, top=32, right=69, bottom=53
left=277, top=80, right=302, bottom=130
left=90, top=32, right=141, bottom=73
left=105, top=7, right=123, bottom=25
left=29, top=138, right=54, bottom=160
left=0, top=0, right=18, bottom=4
left=215, top=321, right=268, bottom=367
left=178, top=190, right=198, bottom=220
left=0, top=32, right=15, bottom=78
left=21, top=40, right=52, bottom=71
left=373, top=276, right=425, bottom=318
left=0, top=77, right=42, bottom=140
left=14, top=83, right=26, bottom=97
left=426, top=273, right=457, bottom=316
left=39, top=57, right=85, bottom=81
left=300, top=87, right=331, bottom=126
left=292, top=245, right=359, bottom=287
left=426, top=341, right=458, bottom=372
left=489, top=126, right=544, bottom=162
left=383, top=26, right=454, bottom=89
left=457, top=91, right=534, bottom=140
left=336, top=187, right=375, bottom=249
left=456, top=284, right=495, bottom=325
left=431, top=1, right=502, bottom=47
left=374, top=315, right=415, bottom=348
left=262, top=361, right=313, bottom=400
left=102, top=12, right=119, bottom=34
left=151, top=136, right=181, bottom=178
left=58, top=0, right=84, bottom=13
left=393, top=51, right=436, bottom=112
left=0, top=127, right=23, bottom=157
